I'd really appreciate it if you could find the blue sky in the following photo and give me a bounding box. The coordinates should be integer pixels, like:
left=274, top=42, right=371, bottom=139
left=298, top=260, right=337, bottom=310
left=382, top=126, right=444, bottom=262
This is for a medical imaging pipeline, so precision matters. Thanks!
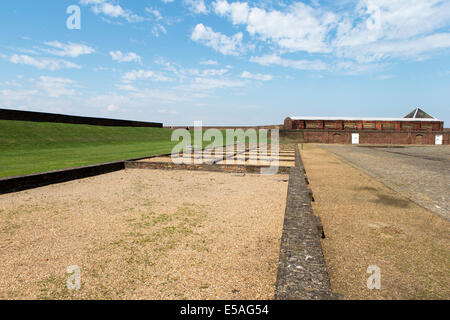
left=0, top=0, right=449, bottom=126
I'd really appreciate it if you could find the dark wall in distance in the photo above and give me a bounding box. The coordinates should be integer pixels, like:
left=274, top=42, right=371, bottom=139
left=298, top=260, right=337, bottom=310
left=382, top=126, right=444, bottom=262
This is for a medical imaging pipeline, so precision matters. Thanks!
left=0, top=108, right=163, bottom=128
left=165, top=125, right=283, bottom=130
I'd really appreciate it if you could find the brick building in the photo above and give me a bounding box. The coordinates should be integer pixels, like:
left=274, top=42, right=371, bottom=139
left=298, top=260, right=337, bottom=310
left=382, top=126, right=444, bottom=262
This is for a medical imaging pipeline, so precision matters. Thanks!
left=283, top=108, right=448, bottom=145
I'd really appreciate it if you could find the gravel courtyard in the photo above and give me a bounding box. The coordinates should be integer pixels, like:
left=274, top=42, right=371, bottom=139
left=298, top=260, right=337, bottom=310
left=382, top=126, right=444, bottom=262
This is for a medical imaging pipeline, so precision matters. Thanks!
left=320, top=145, right=450, bottom=220
left=0, top=169, right=288, bottom=300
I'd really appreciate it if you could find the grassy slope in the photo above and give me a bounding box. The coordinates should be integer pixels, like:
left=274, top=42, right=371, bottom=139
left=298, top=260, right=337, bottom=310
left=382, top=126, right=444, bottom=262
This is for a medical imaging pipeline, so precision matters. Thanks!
left=0, top=120, right=182, bottom=178
left=0, top=120, right=274, bottom=178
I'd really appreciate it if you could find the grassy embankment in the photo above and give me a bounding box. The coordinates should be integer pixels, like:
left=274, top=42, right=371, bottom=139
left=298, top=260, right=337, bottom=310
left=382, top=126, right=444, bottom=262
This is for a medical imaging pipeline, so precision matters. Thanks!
left=0, top=120, right=183, bottom=178
left=0, top=120, right=272, bottom=178
left=0, top=120, right=212, bottom=178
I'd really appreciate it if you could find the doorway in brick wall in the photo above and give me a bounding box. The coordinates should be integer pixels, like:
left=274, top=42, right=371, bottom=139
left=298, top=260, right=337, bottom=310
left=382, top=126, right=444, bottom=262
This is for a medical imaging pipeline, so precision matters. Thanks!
left=332, top=133, right=345, bottom=144
left=415, top=135, right=424, bottom=144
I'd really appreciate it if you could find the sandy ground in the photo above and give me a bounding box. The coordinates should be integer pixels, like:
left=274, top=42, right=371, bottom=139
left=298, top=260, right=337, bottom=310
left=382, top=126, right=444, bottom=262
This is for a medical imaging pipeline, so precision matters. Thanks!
left=301, top=144, right=449, bottom=300
left=0, top=169, right=288, bottom=300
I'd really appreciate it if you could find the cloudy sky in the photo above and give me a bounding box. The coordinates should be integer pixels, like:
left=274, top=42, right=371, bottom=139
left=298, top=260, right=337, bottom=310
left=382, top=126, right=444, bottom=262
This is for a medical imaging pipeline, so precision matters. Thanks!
left=1, top=0, right=449, bottom=126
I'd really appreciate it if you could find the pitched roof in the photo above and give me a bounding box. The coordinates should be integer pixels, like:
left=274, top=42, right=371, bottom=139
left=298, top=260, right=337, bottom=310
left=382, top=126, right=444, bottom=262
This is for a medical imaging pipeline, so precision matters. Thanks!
left=404, top=107, right=435, bottom=119
left=288, top=108, right=442, bottom=122
left=288, top=116, right=440, bottom=122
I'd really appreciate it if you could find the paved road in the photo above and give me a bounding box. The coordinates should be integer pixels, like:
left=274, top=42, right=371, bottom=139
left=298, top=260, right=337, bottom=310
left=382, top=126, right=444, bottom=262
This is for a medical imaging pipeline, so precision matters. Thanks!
left=320, top=145, right=450, bottom=220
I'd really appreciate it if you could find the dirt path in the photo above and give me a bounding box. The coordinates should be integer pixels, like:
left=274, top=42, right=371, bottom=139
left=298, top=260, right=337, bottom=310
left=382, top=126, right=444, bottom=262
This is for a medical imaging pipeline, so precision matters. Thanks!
left=0, top=169, right=288, bottom=300
left=301, top=145, right=450, bottom=300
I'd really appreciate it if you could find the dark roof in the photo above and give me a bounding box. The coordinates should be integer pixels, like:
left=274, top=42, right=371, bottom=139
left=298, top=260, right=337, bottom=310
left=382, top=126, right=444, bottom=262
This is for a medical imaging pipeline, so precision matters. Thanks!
left=404, top=108, right=435, bottom=119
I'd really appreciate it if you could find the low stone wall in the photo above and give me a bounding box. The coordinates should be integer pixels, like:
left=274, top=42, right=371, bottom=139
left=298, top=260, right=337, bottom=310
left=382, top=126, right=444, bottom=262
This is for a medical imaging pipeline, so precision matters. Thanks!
left=0, top=108, right=163, bottom=128
left=0, top=146, right=244, bottom=194
left=0, top=153, right=174, bottom=195
left=275, top=145, right=334, bottom=300
left=0, top=161, right=125, bottom=195
left=280, top=130, right=305, bottom=142
left=125, top=161, right=291, bottom=175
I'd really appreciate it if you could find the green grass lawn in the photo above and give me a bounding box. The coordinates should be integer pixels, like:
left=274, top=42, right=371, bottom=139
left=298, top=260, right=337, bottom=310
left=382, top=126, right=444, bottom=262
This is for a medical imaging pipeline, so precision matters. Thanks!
left=0, top=120, right=274, bottom=178
left=0, top=120, right=187, bottom=178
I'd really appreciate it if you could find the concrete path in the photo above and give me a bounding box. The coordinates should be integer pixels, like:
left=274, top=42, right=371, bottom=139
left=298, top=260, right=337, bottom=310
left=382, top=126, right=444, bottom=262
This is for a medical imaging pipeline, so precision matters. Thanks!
left=321, top=145, right=450, bottom=220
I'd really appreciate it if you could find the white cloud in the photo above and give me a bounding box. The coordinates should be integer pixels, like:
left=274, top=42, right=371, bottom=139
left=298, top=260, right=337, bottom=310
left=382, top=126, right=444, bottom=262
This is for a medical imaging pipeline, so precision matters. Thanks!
left=184, top=0, right=208, bottom=14
left=107, top=104, right=118, bottom=112
left=158, top=109, right=177, bottom=115
left=188, top=77, right=247, bottom=90
left=9, top=54, right=81, bottom=71
left=109, top=51, right=142, bottom=63
left=375, top=74, right=394, bottom=80
left=37, top=76, right=77, bottom=98
left=334, top=60, right=385, bottom=75
left=0, top=76, right=78, bottom=101
left=336, top=0, right=450, bottom=46
left=86, top=88, right=191, bottom=113
left=116, top=84, right=138, bottom=91
left=191, top=24, right=246, bottom=56
left=154, top=58, right=188, bottom=80
left=336, top=33, right=450, bottom=63
left=79, top=0, right=143, bottom=23
left=146, top=8, right=163, bottom=21
left=212, top=0, right=450, bottom=68
left=213, top=0, right=336, bottom=53
left=189, top=69, right=229, bottom=77
left=200, top=60, right=219, bottom=65
left=122, top=70, right=172, bottom=83
left=44, top=41, right=95, bottom=57
left=0, top=89, right=39, bottom=102
left=240, top=71, right=273, bottom=81
left=250, top=55, right=326, bottom=71
left=214, top=0, right=249, bottom=24
left=152, top=24, right=168, bottom=37
left=332, top=0, right=450, bottom=62
left=3, top=79, right=22, bottom=87
left=145, top=7, right=170, bottom=37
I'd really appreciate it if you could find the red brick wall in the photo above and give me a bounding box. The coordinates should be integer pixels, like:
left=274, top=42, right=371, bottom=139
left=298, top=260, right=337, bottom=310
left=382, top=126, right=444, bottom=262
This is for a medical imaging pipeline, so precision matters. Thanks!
left=284, top=118, right=293, bottom=130
left=303, top=130, right=329, bottom=143
left=281, top=129, right=449, bottom=145
left=359, top=131, right=410, bottom=144
left=285, top=119, right=444, bottom=132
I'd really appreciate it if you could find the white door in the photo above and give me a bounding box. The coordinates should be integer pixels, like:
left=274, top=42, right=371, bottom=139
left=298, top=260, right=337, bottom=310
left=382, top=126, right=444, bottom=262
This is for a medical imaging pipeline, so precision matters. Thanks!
left=435, top=134, right=443, bottom=145
left=352, top=133, right=360, bottom=144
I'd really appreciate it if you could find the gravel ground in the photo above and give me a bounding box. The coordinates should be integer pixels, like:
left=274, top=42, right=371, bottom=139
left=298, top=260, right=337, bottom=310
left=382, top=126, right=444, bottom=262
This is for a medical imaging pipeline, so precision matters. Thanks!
left=320, top=145, right=450, bottom=220
left=301, top=145, right=450, bottom=299
left=0, top=169, right=288, bottom=300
